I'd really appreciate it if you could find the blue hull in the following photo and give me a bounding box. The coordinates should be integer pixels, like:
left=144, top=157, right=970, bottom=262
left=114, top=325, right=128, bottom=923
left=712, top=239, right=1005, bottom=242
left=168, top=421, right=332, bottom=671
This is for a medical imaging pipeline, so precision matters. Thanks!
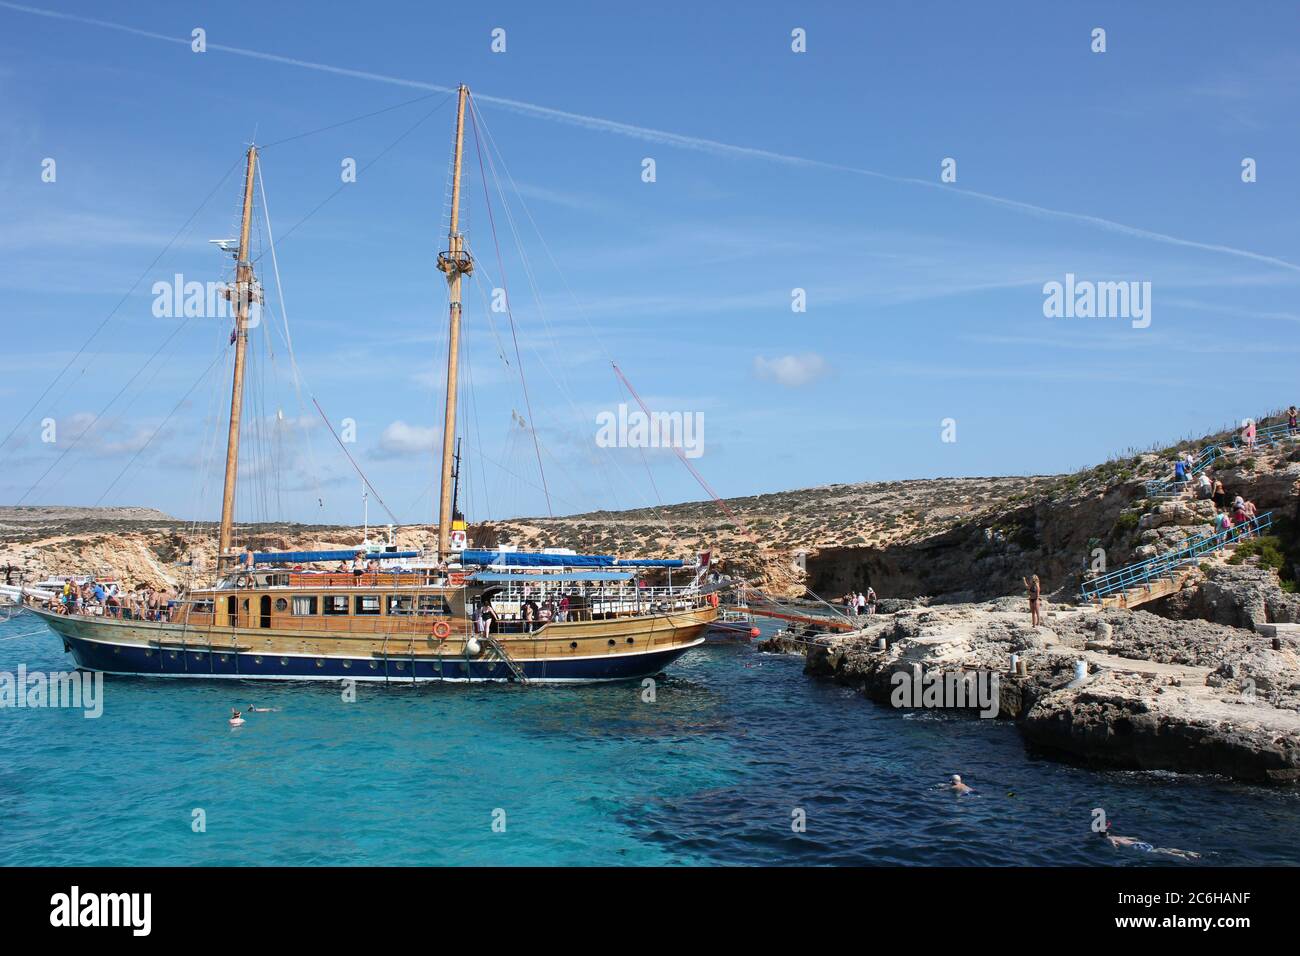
left=53, top=627, right=702, bottom=684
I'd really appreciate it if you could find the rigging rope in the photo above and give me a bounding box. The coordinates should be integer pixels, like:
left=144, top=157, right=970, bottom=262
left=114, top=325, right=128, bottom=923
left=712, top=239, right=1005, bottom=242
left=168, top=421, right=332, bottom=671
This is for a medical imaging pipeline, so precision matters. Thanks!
left=310, top=397, right=400, bottom=525
left=0, top=154, right=243, bottom=461
left=467, top=93, right=552, bottom=517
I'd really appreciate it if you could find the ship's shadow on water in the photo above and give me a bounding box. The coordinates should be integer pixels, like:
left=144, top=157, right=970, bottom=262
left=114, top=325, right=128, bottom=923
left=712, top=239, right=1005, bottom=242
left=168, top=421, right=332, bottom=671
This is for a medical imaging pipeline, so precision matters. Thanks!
left=2, top=617, right=1299, bottom=865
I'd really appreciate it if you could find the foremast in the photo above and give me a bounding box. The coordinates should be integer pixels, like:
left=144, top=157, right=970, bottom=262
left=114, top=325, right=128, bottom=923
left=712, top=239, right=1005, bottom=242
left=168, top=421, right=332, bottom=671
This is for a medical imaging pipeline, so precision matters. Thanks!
left=217, top=145, right=259, bottom=569
left=436, top=85, right=474, bottom=556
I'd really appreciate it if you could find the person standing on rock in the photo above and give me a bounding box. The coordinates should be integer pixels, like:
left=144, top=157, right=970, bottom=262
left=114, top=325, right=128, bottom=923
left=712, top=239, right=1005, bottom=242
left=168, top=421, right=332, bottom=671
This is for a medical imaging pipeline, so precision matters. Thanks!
left=1212, top=477, right=1227, bottom=509
left=1023, top=574, right=1042, bottom=628
left=1289, top=406, right=1298, bottom=437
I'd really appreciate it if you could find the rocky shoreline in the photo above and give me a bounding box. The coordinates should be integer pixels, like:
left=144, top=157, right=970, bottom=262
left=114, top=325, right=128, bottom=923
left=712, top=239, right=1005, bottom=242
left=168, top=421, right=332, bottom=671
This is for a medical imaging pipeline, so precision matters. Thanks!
left=761, top=565, right=1300, bottom=784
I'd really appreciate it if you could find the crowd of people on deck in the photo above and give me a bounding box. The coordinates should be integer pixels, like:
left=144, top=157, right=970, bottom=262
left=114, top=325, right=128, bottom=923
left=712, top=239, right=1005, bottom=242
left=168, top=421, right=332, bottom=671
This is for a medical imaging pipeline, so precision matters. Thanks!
left=44, top=578, right=175, bottom=621
left=473, top=591, right=577, bottom=637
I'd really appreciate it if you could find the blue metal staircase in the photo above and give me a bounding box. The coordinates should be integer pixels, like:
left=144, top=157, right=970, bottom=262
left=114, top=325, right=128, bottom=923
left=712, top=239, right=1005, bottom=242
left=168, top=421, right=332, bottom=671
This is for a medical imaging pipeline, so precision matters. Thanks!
left=1080, top=511, right=1273, bottom=603
left=1145, top=423, right=1295, bottom=498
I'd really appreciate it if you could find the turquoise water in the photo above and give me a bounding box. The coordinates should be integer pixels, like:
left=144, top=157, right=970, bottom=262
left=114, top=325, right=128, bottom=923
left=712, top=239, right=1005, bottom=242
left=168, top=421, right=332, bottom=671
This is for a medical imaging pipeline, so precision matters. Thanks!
left=2, top=611, right=1299, bottom=866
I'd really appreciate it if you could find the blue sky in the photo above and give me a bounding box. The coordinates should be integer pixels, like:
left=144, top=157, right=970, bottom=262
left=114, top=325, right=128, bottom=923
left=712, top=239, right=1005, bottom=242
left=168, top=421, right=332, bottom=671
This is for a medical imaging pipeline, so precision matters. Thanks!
left=1, top=1, right=1298, bottom=529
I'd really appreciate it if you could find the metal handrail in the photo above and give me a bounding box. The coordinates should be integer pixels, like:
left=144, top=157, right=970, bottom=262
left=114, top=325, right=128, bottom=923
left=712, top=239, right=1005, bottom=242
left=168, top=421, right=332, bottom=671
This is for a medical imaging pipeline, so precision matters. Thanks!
left=1081, top=511, right=1272, bottom=601
left=1145, top=423, right=1295, bottom=496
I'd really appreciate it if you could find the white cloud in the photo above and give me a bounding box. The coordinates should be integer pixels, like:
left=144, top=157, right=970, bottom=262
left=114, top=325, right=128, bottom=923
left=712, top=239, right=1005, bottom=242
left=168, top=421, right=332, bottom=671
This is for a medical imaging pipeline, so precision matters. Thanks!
left=374, top=420, right=439, bottom=458
left=753, top=353, right=828, bottom=388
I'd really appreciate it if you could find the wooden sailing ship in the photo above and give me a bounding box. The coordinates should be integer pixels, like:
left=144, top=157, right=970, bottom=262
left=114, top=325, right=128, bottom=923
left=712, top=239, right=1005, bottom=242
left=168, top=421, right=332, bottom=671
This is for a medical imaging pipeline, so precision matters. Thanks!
left=25, top=85, right=715, bottom=683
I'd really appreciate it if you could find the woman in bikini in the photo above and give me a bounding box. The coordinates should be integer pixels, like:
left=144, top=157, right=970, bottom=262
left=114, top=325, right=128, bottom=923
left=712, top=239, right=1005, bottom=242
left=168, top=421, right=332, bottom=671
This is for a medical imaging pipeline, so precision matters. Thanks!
left=1022, top=574, right=1042, bottom=628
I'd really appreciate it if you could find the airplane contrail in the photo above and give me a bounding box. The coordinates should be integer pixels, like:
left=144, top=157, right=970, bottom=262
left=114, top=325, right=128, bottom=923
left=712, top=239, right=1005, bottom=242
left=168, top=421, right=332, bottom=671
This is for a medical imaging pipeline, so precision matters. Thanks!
left=4, top=0, right=1298, bottom=275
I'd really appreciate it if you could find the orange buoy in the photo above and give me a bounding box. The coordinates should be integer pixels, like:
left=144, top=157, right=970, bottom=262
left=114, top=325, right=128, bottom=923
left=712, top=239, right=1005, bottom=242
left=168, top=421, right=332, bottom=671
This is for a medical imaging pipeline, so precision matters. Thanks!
left=433, top=621, right=452, bottom=639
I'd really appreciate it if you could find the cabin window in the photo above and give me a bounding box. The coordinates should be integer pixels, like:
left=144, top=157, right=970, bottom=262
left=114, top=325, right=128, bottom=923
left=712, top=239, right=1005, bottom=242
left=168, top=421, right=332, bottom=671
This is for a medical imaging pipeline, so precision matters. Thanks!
left=274, top=598, right=288, bottom=612
left=354, top=594, right=381, bottom=616
left=387, top=595, right=414, bottom=616
left=323, top=595, right=349, bottom=616
left=292, top=596, right=318, bottom=616
left=417, top=594, right=451, bottom=616
left=192, top=600, right=214, bottom=614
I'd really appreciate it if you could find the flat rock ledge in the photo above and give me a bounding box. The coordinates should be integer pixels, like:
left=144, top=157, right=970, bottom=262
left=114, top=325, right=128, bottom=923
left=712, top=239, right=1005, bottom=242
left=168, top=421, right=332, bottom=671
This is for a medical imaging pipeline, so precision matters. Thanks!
left=761, top=597, right=1300, bottom=785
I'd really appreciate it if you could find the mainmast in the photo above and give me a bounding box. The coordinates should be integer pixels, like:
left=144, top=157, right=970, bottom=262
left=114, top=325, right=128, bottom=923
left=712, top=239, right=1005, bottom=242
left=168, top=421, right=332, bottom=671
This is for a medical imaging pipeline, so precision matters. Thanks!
left=436, top=85, right=474, bottom=556
left=217, top=145, right=259, bottom=567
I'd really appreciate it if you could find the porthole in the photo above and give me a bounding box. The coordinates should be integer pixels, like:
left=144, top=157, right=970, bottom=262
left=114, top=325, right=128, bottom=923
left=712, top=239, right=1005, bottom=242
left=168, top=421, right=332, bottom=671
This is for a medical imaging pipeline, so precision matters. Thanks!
left=607, top=639, right=616, bottom=647
left=144, top=649, right=152, bottom=657
left=569, top=642, right=578, bottom=649
left=343, top=660, right=352, bottom=669
left=280, top=658, right=288, bottom=666
left=113, top=646, right=121, bottom=655
left=220, top=655, right=229, bottom=662
left=369, top=661, right=378, bottom=670
left=168, top=651, right=177, bottom=659
left=275, top=598, right=288, bottom=612
left=395, top=662, right=406, bottom=671
left=626, top=637, right=634, bottom=645
left=254, top=656, right=263, bottom=665
left=315, top=659, right=324, bottom=668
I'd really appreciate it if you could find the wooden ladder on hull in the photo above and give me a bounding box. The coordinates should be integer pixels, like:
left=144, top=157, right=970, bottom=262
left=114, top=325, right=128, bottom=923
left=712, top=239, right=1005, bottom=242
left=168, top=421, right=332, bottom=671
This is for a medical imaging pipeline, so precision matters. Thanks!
left=481, top=634, right=529, bottom=684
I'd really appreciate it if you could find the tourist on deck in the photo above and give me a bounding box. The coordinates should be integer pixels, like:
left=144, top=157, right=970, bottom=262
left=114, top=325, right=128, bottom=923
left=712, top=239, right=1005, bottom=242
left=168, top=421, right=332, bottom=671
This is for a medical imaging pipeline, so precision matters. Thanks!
left=350, top=552, right=365, bottom=579
left=528, top=598, right=541, bottom=630
left=478, top=598, right=498, bottom=638
left=1022, top=574, right=1042, bottom=628
left=558, top=594, right=570, bottom=622
left=242, top=546, right=255, bottom=571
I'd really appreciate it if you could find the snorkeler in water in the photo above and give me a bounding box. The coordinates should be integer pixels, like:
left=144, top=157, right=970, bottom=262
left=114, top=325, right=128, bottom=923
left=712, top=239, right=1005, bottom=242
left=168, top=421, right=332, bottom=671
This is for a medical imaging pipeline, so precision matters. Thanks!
left=948, top=774, right=975, bottom=795
left=246, top=704, right=277, bottom=712
left=1098, top=824, right=1200, bottom=860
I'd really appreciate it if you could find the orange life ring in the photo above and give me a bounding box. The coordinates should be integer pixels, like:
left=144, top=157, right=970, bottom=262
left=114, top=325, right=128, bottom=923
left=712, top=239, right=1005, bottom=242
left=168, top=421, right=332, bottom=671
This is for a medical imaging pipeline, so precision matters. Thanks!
left=432, top=621, right=452, bottom=639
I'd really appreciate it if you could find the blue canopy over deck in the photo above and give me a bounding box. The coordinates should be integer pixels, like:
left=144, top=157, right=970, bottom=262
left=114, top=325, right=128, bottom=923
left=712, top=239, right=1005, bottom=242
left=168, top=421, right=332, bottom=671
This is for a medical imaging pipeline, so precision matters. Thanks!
left=470, top=571, right=635, bottom=583
left=460, top=550, right=686, bottom=569
left=251, top=550, right=420, bottom=565
left=461, top=550, right=616, bottom=568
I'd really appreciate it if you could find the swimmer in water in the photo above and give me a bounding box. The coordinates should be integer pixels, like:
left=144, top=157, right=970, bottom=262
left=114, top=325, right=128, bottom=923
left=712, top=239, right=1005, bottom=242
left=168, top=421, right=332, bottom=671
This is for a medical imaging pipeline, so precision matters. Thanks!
left=1097, top=824, right=1199, bottom=860
left=948, top=774, right=974, bottom=795
left=246, top=704, right=277, bottom=712
left=229, top=708, right=245, bottom=727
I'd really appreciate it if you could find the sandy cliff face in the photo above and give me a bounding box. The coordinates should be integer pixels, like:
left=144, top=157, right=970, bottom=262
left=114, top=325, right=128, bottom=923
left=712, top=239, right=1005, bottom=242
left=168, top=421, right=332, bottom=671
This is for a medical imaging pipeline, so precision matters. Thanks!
left=4, top=415, right=1297, bottom=602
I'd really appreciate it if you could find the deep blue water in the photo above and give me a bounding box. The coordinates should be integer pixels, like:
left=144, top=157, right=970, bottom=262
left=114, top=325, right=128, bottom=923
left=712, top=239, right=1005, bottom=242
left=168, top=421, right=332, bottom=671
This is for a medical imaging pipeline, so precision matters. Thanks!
left=1, top=611, right=1298, bottom=866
